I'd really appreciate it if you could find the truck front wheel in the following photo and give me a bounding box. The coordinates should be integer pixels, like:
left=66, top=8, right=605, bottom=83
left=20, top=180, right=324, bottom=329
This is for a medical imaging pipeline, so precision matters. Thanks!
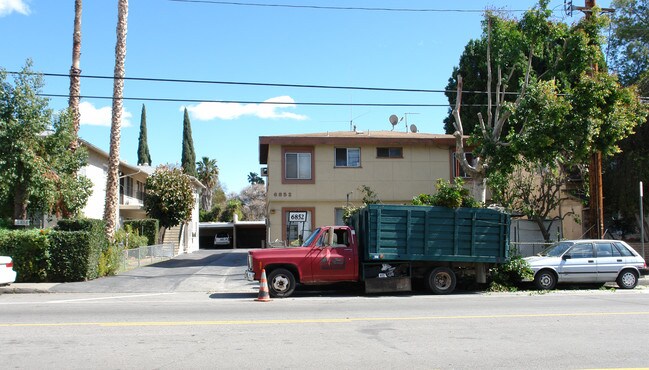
left=267, top=268, right=296, bottom=298
left=426, top=267, right=456, bottom=294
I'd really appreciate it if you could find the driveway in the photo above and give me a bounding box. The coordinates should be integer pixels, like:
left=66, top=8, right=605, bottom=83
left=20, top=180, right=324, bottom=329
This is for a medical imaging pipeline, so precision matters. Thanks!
left=49, top=249, right=256, bottom=295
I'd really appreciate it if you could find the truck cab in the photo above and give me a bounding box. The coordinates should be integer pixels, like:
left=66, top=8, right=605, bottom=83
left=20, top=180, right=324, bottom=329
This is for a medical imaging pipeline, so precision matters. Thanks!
left=245, top=226, right=359, bottom=297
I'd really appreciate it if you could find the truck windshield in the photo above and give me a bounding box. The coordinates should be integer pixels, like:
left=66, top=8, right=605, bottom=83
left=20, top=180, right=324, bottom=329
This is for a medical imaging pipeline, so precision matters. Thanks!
left=301, top=228, right=321, bottom=246
left=538, top=242, right=574, bottom=257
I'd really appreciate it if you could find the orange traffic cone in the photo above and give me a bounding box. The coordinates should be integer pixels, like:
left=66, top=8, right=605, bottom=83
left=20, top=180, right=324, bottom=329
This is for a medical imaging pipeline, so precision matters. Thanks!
left=255, top=269, right=272, bottom=302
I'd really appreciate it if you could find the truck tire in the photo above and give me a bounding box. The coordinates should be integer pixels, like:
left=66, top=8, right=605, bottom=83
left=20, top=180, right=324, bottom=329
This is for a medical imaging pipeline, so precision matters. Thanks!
left=426, top=267, right=456, bottom=294
left=267, top=268, right=296, bottom=298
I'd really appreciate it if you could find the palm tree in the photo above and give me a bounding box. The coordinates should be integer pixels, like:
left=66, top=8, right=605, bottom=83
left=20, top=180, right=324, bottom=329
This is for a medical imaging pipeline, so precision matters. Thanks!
left=196, top=157, right=219, bottom=211
left=68, top=0, right=82, bottom=151
left=103, top=0, right=129, bottom=241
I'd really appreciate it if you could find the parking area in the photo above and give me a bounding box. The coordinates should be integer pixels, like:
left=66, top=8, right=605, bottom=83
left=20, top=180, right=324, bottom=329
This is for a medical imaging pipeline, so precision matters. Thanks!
left=199, top=221, right=266, bottom=249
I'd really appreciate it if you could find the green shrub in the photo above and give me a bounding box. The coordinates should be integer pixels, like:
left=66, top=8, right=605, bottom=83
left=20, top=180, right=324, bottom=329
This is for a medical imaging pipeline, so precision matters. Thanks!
left=0, top=229, right=50, bottom=282
left=412, top=178, right=481, bottom=208
left=123, top=219, right=158, bottom=245
left=49, top=218, right=109, bottom=281
left=488, top=250, right=534, bottom=292
left=115, top=225, right=148, bottom=249
left=98, top=242, right=124, bottom=276
left=48, top=231, right=95, bottom=281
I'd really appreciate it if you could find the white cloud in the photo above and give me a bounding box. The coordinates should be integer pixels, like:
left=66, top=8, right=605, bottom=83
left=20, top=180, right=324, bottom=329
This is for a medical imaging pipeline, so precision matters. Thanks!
left=0, top=0, right=30, bottom=17
left=79, top=101, right=132, bottom=127
left=185, top=96, right=308, bottom=121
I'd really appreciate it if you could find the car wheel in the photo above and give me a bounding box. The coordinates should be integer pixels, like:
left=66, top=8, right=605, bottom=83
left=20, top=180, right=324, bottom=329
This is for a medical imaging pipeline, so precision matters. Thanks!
left=534, top=270, right=557, bottom=290
left=426, top=267, right=457, bottom=294
left=616, top=269, right=638, bottom=289
left=267, top=268, right=296, bottom=298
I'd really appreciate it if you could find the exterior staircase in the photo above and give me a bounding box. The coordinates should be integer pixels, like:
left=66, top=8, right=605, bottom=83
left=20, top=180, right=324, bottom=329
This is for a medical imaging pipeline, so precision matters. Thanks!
left=162, top=225, right=184, bottom=256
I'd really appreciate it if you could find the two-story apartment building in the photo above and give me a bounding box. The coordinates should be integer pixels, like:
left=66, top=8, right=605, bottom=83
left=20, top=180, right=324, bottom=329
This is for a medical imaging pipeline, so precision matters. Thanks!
left=260, top=130, right=584, bottom=251
left=259, top=130, right=465, bottom=244
left=79, top=139, right=204, bottom=254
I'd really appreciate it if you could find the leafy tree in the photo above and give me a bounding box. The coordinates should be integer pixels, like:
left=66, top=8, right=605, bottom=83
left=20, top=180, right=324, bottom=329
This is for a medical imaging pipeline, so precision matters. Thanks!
left=0, top=61, right=91, bottom=220
left=448, top=2, right=646, bottom=210
left=143, top=165, right=194, bottom=243
left=181, top=108, right=197, bottom=177
left=490, top=159, right=578, bottom=242
left=603, top=0, right=649, bottom=232
left=608, top=0, right=649, bottom=86
left=196, top=156, right=219, bottom=211
left=137, top=104, right=152, bottom=166
left=238, top=184, right=266, bottom=220
left=219, top=199, right=243, bottom=222
left=247, top=172, right=265, bottom=185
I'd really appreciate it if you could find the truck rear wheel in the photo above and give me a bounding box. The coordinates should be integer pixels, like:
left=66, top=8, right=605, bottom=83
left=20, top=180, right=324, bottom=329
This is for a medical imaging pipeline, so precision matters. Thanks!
left=267, top=268, right=296, bottom=298
left=426, top=267, right=456, bottom=294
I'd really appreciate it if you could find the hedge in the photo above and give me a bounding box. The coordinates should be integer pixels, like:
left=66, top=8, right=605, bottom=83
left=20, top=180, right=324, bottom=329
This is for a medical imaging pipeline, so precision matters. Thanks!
left=49, top=219, right=109, bottom=281
left=123, top=219, right=158, bottom=245
left=0, top=229, right=50, bottom=282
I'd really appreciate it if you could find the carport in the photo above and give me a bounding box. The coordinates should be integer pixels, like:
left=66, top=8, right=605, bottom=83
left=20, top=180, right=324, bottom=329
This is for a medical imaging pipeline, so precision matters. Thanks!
left=199, top=221, right=266, bottom=249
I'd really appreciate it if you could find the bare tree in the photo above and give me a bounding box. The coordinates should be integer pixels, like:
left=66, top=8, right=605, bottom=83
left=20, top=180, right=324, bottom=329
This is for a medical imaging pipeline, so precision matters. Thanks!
left=68, top=0, right=82, bottom=151
left=451, top=17, right=532, bottom=202
left=103, top=0, right=128, bottom=241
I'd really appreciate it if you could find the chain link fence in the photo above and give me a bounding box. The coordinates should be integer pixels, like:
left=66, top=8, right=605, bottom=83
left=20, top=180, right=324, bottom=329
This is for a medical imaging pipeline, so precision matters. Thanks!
left=119, top=244, right=174, bottom=272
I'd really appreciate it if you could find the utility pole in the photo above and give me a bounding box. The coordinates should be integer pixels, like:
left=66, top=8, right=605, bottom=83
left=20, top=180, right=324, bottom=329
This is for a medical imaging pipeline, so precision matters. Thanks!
left=574, top=0, right=609, bottom=239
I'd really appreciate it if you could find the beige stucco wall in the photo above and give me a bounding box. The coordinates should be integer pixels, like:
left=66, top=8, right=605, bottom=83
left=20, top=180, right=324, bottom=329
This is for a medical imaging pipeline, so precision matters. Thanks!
left=265, top=142, right=453, bottom=242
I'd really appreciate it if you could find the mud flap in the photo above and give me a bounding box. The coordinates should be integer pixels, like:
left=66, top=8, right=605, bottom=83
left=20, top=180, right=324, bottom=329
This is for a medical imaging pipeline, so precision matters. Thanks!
left=364, top=277, right=412, bottom=293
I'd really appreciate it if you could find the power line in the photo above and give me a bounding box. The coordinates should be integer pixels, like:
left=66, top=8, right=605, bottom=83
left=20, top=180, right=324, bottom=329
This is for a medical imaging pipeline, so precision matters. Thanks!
left=7, top=71, right=520, bottom=96
left=39, top=93, right=459, bottom=107
left=168, top=0, right=530, bottom=13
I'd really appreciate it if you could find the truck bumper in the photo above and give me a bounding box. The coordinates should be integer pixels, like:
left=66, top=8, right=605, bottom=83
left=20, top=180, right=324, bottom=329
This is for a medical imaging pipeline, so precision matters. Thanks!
left=244, top=269, right=256, bottom=281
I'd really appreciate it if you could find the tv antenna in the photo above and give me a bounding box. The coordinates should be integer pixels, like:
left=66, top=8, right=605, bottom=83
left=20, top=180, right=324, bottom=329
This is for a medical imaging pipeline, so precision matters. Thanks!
left=403, top=113, right=419, bottom=132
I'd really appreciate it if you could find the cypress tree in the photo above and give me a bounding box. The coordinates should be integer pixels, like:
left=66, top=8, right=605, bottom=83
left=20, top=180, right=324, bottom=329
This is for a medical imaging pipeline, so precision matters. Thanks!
left=181, top=108, right=197, bottom=177
left=137, top=104, right=152, bottom=166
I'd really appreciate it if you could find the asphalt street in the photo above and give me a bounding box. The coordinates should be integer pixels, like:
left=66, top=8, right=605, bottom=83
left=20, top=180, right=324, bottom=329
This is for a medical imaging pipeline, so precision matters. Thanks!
left=0, top=249, right=256, bottom=295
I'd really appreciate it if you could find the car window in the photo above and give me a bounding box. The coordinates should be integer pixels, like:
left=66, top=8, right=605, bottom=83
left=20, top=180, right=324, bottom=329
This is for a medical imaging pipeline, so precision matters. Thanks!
left=567, top=243, right=594, bottom=258
left=614, top=242, right=634, bottom=257
left=539, top=242, right=573, bottom=257
left=595, top=242, right=614, bottom=257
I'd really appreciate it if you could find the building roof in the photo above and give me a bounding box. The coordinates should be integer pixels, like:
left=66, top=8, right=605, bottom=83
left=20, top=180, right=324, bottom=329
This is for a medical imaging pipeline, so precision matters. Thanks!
left=259, top=130, right=461, bottom=164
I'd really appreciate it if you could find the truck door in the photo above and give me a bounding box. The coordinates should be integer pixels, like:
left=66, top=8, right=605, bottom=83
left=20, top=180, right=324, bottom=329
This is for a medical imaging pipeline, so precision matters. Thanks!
left=310, top=228, right=357, bottom=282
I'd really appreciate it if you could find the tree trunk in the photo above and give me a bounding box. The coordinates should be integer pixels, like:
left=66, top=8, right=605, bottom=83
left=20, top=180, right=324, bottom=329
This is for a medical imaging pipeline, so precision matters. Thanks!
left=472, top=176, right=487, bottom=204
left=13, top=183, right=28, bottom=221
left=103, top=0, right=129, bottom=242
left=68, top=0, right=82, bottom=151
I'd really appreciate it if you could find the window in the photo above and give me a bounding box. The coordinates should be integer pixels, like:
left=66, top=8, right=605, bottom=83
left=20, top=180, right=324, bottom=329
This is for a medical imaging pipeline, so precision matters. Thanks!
left=377, top=147, right=402, bottom=158
left=452, top=152, right=474, bottom=178
left=335, top=148, right=360, bottom=167
left=334, top=208, right=345, bottom=226
left=285, top=152, right=312, bottom=180
left=568, top=243, right=594, bottom=259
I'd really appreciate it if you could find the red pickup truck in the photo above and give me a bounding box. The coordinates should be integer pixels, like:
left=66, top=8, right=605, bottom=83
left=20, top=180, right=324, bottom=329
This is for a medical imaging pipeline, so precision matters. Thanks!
left=245, top=205, right=510, bottom=298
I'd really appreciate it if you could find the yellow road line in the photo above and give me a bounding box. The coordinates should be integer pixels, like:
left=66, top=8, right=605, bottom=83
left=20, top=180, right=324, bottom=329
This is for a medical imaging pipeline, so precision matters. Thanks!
left=1, top=311, right=649, bottom=328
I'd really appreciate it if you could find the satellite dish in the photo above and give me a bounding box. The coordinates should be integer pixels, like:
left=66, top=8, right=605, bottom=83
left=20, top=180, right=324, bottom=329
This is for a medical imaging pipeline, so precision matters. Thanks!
left=410, top=124, right=418, bottom=133
left=389, top=114, right=398, bottom=126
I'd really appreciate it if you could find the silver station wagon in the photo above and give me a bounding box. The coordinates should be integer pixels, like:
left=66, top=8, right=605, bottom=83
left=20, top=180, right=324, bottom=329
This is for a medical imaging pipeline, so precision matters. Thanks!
left=524, top=240, right=648, bottom=290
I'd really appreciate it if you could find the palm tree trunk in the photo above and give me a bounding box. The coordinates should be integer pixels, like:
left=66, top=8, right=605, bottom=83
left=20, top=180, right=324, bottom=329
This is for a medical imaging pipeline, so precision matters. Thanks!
left=68, top=0, right=82, bottom=151
left=104, top=0, right=129, bottom=242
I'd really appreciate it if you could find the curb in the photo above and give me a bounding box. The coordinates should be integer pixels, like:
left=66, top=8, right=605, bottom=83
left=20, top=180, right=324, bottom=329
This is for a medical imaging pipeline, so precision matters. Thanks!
left=0, top=283, right=58, bottom=294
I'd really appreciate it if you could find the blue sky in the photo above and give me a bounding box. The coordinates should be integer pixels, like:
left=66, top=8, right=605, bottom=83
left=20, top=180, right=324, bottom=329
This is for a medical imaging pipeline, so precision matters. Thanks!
left=1, top=0, right=610, bottom=193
